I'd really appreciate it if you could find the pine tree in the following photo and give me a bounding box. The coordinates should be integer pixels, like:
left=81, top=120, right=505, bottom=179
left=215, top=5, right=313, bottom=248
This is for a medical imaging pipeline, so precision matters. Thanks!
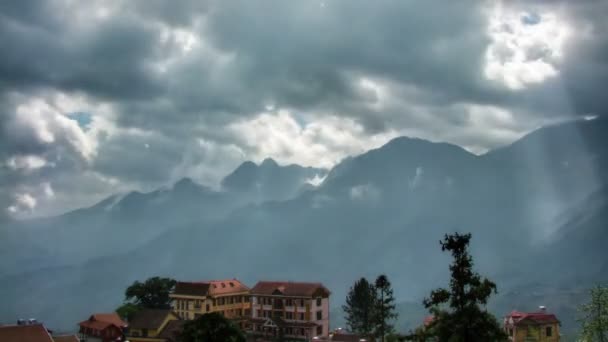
left=343, top=277, right=377, bottom=336
left=422, top=233, right=506, bottom=342
left=578, top=284, right=608, bottom=342
left=375, top=274, right=398, bottom=342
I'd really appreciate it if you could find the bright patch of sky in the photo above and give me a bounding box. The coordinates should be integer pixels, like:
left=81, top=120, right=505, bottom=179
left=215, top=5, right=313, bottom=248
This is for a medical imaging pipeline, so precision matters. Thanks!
left=484, top=3, right=571, bottom=90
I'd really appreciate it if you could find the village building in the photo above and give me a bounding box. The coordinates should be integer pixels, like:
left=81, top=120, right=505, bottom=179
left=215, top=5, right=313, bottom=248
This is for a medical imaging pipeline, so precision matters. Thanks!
left=248, top=281, right=331, bottom=340
left=78, top=313, right=127, bottom=342
left=169, top=279, right=251, bottom=328
left=0, top=323, right=54, bottom=342
left=126, top=309, right=181, bottom=342
left=504, top=307, right=561, bottom=342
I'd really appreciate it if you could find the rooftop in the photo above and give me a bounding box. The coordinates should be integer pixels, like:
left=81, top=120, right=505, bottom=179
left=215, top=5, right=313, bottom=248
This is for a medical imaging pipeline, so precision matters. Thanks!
left=0, top=324, right=54, bottom=342
left=128, top=309, right=176, bottom=330
left=250, top=281, right=330, bottom=297
left=172, top=279, right=250, bottom=297
left=506, top=310, right=560, bottom=326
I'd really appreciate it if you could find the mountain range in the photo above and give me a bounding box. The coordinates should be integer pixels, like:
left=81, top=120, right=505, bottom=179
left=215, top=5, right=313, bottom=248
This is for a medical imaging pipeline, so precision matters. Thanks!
left=1, top=117, right=607, bottom=338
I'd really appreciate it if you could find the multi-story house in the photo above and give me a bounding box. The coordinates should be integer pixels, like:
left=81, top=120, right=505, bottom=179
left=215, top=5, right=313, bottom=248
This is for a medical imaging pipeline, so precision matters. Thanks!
left=504, top=307, right=561, bottom=342
left=249, top=281, right=331, bottom=340
left=169, top=279, right=251, bottom=328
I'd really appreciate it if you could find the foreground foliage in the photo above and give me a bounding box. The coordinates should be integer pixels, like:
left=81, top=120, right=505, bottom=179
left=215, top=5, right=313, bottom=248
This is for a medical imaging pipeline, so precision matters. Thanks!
left=115, top=276, right=176, bottom=320
left=179, top=312, right=246, bottom=342
left=420, top=233, right=506, bottom=342
left=578, top=284, right=608, bottom=342
left=343, top=275, right=398, bottom=340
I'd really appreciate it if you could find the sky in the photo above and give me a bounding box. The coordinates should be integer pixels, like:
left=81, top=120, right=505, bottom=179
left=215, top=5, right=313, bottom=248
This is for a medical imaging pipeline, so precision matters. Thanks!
left=1, top=0, right=607, bottom=219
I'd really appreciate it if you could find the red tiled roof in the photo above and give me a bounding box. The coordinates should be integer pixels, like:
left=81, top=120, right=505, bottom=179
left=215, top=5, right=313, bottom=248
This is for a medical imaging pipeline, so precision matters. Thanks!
left=78, top=320, right=113, bottom=331
left=78, top=312, right=126, bottom=332
left=53, top=335, right=80, bottom=342
left=91, top=313, right=127, bottom=328
left=506, top=310, right=560, bottom=326
left=173, top=279, right=249, bottom=297
left=423, top=315, right=435, bottom=327
left=250, top=281, right=330, bottom=297
left=0, top=324, right=54, bottom=342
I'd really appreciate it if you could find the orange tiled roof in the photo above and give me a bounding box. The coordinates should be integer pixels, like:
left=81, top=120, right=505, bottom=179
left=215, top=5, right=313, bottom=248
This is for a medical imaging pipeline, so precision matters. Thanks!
left=250, top=281, right=330, bottom=297
left=0, top=324, right=54, bottom=342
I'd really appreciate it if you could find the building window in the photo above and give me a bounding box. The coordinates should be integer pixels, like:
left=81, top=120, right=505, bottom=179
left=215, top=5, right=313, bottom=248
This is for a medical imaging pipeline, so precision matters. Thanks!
left=316, top=311, right=322, bottom=320
left=206, top=304, right=210, bottom=312
left=316, top=297, right=322, bottom=306
left=509, top=328, right=513, bottom=336
left=299, top=313, right=305, bottom=320
left=317, top=326, right=323, bottom=336
left=546, top=326, right=552, bottom=337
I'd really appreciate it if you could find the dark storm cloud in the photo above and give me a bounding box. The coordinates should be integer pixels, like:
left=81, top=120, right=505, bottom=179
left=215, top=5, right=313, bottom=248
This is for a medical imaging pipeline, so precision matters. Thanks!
left=0, top=3, right=166, bottom=100
left=1, top=0, right=608, bottom=216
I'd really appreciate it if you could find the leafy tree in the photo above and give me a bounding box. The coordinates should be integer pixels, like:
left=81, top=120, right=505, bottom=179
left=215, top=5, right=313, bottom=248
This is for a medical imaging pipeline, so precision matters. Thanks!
left=343, top=277, right=377, bottom=336
left=374, top=274, right=398, bottom=341
left=386, top=333, right=408, bottom=342
left=578, top=284, right=608, bottom=342
left=422, top=233, right=506, bottom=342
left=116, top=302, right=141, bottom=321
left=124, top=276, right=176, bottom=309
left=179, top=312, right=246, bottom=342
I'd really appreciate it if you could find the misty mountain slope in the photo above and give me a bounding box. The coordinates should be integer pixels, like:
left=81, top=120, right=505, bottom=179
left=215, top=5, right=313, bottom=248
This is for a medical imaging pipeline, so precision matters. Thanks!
left=221, top=158, right=327, bottom=202
left=481, top=117, right=608, bottom=222
left=2, top=118, right=608, bottom=334
left=0, top=160, right=330, bottom=277
left=539, top=184, right=608, bottom=282
left=0, top=178, right=235, bottom=276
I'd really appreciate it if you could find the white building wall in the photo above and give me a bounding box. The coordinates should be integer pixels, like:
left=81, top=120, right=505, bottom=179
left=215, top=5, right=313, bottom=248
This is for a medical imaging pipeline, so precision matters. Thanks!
left=311, top=296, right=330, bottom=336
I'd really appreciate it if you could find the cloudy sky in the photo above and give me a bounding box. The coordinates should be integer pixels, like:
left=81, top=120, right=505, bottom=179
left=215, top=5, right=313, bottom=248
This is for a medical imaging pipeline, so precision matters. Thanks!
left=1, top=0, right=607, bottom=218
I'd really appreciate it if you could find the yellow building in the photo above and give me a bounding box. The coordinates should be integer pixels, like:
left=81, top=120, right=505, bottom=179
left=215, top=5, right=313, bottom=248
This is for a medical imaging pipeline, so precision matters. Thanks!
left=504, top=308, right=560, bottom=342
left=169, top=279, right=251, bottom=328
left=126, top=309, right=182, bottom=342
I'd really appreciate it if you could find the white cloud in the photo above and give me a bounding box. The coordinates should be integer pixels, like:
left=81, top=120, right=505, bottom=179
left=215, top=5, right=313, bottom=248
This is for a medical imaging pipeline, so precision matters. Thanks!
left=349, top=183, right=381, bottom=202
left=409, top=167, right=424, bottom=189
left=11, top=193, right=37, bottom=212
left=10, top=94, right=103, bottom=161
left=484, top=3, right=571, bottom=89
left=6, top=155, right=49, bottom=171
left=306, top=174, right=327, bottom=187
left=42, top=182, right=55, bottom=199
left=228, top=109, right=399, bottom=169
